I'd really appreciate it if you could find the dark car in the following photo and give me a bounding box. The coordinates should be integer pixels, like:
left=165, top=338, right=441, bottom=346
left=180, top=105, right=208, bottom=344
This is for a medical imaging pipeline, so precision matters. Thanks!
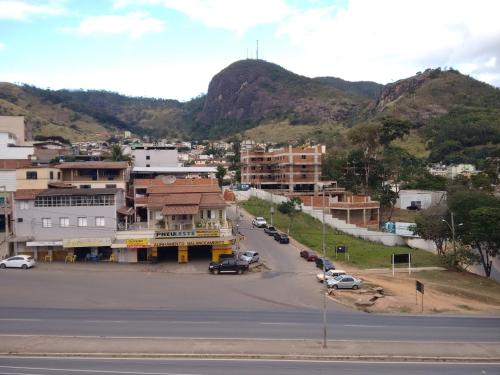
left=300, top=250, right=318, bottom=261
left=209, top=258, right=249, bottom=274
left=315, top=257, right=335, bottom=271
left=274, top=232, right=290, bottom=244
left=264, top=226, right=278, bottom=236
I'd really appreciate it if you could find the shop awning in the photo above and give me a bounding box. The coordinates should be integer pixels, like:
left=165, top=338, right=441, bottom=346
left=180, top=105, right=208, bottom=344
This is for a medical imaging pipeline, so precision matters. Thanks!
left=117, top=206, right=134, bottom=216
left=63, top=238, right=112, bottom=248
left=27, top=241, right=63, bottom=247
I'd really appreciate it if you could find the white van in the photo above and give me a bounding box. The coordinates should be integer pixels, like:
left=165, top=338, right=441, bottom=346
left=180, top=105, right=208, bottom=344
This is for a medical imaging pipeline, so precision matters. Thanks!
left=316, top=269, right=346, bottom=283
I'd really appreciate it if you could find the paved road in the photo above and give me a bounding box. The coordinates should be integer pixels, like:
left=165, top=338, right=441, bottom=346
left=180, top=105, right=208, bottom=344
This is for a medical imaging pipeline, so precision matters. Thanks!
left=0, top=357, right=498, bottom=375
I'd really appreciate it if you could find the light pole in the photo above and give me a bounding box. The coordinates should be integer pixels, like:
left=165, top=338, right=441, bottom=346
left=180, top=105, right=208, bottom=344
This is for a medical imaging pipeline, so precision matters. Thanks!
left=321, top=184, right=327, bottom=349
left=442, top=212, right=462, bottom=262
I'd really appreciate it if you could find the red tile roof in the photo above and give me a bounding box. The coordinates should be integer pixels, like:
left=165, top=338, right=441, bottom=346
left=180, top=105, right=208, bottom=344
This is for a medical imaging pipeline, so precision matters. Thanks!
left=56, top=161, right=129, bottom=169
left=200, top=193, right=227, bottom=208
left=14, top=189, right=44, bottom=200
left=161, top=205, right=199, bottom=215
left=0, top=159, right=32, bottom=169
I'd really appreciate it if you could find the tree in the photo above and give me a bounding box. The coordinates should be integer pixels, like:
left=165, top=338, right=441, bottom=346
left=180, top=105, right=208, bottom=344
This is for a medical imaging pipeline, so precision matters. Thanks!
left=378, top=117, right=411, bottom=146
left=278, top=197, right=302, bottom=234
left=413, top=206, right=450, bottom=257
left=110, top=144, right=130, bottom=162
left=376, top=185, right=399, bottom=221
left=469, top=207, right=500, bottom=277
left=215, top=165, right=226, bottom=188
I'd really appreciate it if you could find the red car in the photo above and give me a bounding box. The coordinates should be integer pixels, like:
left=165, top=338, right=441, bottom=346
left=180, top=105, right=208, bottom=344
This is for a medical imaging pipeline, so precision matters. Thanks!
left=300, top=250, right=318, bottom=261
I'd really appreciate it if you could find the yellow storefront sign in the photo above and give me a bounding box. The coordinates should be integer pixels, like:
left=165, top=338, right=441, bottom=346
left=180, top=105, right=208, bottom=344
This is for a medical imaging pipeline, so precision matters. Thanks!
left=195, top=229, right=220, bottom=237
left=152, top=239, right=233, bottom=247
left=126, top=239, right=149, bottom=248
left=62, top=238, right=112, bottom=248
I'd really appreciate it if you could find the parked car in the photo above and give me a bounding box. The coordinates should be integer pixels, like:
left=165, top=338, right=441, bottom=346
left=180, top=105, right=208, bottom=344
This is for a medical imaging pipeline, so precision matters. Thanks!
left=264, top=226, right=278, bottom=236
left=252, top=217, right=267, bottom=228
left=315, top=257, right=335, bottom=271
left=0, top=255, right=35, bottom=269
left=316, top=269, right=346, bottom=283
left=239, top=251, right=260, bottom=264
left=274, top=232, right=290, bottom=244
left=326, top=274, right=362, bottom=290
left=209, top=258, right=249, bottom=274
left=300, top=250, right=318, bottom=261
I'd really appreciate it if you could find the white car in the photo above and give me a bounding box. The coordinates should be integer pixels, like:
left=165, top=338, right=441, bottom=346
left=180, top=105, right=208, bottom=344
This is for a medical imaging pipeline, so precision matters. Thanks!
left=326, top=274, right=362, bottom=290
left=240, top=251, right=260, bottom=264
left=0, top=255, right=36, bottom=269
left=252, top=217, right=267, bottom=228
left=316, top=269, right=346, bottom=283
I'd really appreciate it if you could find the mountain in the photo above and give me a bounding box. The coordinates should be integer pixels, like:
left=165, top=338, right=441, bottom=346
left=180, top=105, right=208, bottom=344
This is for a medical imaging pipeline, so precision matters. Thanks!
left=313, top=76, right=383, bottom=99
left=195, top=60, right=371, bottom=137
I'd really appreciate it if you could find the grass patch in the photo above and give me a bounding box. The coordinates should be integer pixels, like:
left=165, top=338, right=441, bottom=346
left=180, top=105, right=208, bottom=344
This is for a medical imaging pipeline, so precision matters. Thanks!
left=241, top=197, right=439, bottom=269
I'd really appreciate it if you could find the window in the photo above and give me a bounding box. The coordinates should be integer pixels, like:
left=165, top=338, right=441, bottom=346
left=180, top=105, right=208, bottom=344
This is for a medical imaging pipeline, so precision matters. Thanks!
left=59, top=217, right=69, bottom=227
left=19, top=201, right=29, bottom=210
left=105, top=184, right=116, bottom=188
left=200, top=210, right=203, bottom=219
left=42, top=218, right=52, bottom=228
left=80, top=185, right=91, bottom=189
left=50, top=171, right=54, bottom=180
left=207, top=210, right=212, bottom=219
left=77, top=217, right=88, bottom=227
left=146, top=164, right=150, bottom=167
left=146, top=155, right=150, bottom=160
left=17, top=218, right=23, bottom=223
left=26, top=171, right=38, bottom=180
left=57, top=172, right=61, bottom=179
left=95, top=217, right=105, bottom=227
left=301, top=155, right=306, bottom=159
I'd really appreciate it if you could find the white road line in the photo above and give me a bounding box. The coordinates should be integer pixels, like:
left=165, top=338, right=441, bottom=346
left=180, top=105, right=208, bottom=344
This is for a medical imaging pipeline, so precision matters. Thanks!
left=0, top=366, right=200, bottom=375
left=0, top=319, right=42, bottom=322
left=258, top=322, right=302, bottom=326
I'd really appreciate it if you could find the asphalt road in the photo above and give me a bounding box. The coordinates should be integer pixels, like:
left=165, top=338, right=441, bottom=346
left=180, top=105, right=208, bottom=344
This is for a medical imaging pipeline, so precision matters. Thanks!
left=0, top=357, right=498, bottom=375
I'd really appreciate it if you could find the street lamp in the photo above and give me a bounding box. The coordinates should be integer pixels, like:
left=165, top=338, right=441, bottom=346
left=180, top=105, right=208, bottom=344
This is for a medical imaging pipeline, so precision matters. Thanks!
left=321, top=183, right=327, bottom=349
left=442, top=212, right=463, bottom=258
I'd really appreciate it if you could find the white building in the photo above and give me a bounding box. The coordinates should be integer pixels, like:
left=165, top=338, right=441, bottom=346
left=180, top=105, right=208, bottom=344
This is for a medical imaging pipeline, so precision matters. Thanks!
left=396, top=190, right=447, bottom=210
left=131, top=145, right=179, bottom=168
left=0, top=132, right=34, bottom=160
left=447, top=164, right=477, bottom=179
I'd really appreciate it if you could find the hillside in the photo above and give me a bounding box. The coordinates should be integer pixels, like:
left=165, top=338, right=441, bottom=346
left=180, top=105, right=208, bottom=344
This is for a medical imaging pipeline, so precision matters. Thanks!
left=195, top=60, right=371, bottom=137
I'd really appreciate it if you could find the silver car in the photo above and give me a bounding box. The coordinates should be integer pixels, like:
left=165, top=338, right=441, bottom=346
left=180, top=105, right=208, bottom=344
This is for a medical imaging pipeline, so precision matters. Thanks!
left=0, top=255, right=36, bottom=269
left=326, top=274, right=362, bottom=290
left=240, top=251, right=260, bottom=264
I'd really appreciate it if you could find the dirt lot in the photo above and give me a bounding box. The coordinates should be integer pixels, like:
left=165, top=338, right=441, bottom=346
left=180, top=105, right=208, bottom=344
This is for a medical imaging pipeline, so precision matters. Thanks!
left=327, top=265, right=500, bottom=315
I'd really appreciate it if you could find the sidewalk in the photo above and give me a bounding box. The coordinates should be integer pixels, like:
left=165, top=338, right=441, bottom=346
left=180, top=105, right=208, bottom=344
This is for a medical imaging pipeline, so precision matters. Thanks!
left=2, top=336, right=500, bottom=362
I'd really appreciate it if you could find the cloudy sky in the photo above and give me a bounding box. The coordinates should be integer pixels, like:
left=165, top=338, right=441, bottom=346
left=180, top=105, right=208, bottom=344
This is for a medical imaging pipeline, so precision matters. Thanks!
left=1, top=0, right=499, bottom=101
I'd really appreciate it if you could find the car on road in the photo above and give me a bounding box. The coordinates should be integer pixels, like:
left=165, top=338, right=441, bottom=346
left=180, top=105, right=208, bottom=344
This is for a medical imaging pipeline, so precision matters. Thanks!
left=326, top=274, right=362, bottom=290
left=273, top=232, right=290, bottom=244
left=264, top=226, right=278, bottom=236
left=315, top=257, right=334, bottom=271
left=209, top=258, right=249, bottom=274
left=300, top=250, right=318, bottom=261
left=252, top=217, right=267, bottom=228
left=316, top=269, right=346, bottom=283
left=0, top=255, right=35, bottom=269
left=239, top=251, right=260, bottom=264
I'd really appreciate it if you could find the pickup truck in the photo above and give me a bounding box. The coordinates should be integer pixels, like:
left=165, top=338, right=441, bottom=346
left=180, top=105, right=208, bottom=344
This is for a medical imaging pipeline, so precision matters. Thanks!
left=209, top=258, right=249, bottom=274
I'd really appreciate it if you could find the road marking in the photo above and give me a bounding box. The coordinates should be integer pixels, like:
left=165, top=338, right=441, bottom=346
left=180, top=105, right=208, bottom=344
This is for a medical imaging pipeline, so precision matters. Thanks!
left=0, top=334, right=499, bottom=344
left=0, top=365, right=201, bottom=375
left=259, top=322, right=302, bottom=326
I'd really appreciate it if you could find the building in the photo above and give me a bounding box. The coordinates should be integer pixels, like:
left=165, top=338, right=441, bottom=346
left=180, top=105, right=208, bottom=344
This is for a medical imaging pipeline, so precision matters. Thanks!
left=16, top=166, right=62, bottom=190
left=130, top=144, right=178, bottom=168
left=241, top=144, right=325, bottom=192
left=131, top=166, right=216, bottom=180
left=447, top=164, right=477, bottom=179
left=0, top=116, right=27, bottom=145
left=11, top=188, right=125, bottom=261
left=113, top=178, right=234, bottom=264
left=56, top=161, right=129, bottom=190
left=395, top=190, right=446, bottom=210
left=0, top=132, right=34, bottom=160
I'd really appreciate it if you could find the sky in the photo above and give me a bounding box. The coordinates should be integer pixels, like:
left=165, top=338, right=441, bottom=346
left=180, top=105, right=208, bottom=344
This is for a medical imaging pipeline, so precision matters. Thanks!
left=1, top=0, right=500, bottom=101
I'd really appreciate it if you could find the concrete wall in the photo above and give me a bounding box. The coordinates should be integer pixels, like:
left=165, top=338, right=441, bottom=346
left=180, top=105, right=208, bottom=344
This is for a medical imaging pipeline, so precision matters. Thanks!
left=0, top=170, right=17, bottom=192
left=396, top=190, right=446, bottom=210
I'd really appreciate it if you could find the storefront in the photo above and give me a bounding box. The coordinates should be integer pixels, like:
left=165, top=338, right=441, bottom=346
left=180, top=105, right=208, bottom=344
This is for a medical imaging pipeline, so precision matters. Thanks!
left=62, top=237, right=113, bottom=261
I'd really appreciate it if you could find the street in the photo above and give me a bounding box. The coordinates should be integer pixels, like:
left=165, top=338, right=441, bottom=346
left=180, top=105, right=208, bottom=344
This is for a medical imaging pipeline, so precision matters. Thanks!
left=0, top=357, right=499, bottom=375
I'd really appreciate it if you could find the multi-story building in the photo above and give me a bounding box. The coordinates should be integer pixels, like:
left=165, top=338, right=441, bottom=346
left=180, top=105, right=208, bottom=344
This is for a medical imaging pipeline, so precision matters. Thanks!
left=11, top=188, right=125, bottom=261
left=16, top=166, right=63, bottom=190
left=241, top=144, right=325, bottom=192
left=130, top=144, right=178, bottom=168
left=56, top=161, right=129, bottom=190
left=113, top=178, right=234, bottom=263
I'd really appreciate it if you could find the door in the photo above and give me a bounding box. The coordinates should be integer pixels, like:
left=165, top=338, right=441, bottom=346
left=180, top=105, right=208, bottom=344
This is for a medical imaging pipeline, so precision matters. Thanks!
left=8, top=257, right=22, bottom=268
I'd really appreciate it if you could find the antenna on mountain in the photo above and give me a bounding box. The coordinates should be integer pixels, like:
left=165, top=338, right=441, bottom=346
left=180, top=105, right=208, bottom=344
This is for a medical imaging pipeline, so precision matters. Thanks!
left=246, top=48, right=249, bottom=59
left=256, top=40, right=259, bottom=60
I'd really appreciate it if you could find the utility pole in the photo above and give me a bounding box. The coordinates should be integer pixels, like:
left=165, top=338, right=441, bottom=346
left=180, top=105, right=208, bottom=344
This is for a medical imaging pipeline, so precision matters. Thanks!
left=451, top=211, right=456, bottom=256
left=322, top=186, right=327, bottom=349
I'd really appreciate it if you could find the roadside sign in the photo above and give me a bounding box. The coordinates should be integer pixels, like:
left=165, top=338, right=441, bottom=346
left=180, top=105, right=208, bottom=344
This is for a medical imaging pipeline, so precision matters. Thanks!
left=391, top=253, right=412, bottom=277
left=336, top=245, right=346, bottom=254
left=416, top=280, right=424, bottom=294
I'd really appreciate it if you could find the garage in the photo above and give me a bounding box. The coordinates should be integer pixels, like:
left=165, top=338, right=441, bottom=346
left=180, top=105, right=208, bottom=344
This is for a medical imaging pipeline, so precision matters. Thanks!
left=188, top=245, right=212, bottom=261
left=157, top=246, right=178, bottom=262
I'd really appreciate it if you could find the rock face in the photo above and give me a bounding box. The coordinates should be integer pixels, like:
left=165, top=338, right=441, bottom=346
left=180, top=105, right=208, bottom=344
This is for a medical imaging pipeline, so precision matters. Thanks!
left=197, top=59, right=369, bottom=129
